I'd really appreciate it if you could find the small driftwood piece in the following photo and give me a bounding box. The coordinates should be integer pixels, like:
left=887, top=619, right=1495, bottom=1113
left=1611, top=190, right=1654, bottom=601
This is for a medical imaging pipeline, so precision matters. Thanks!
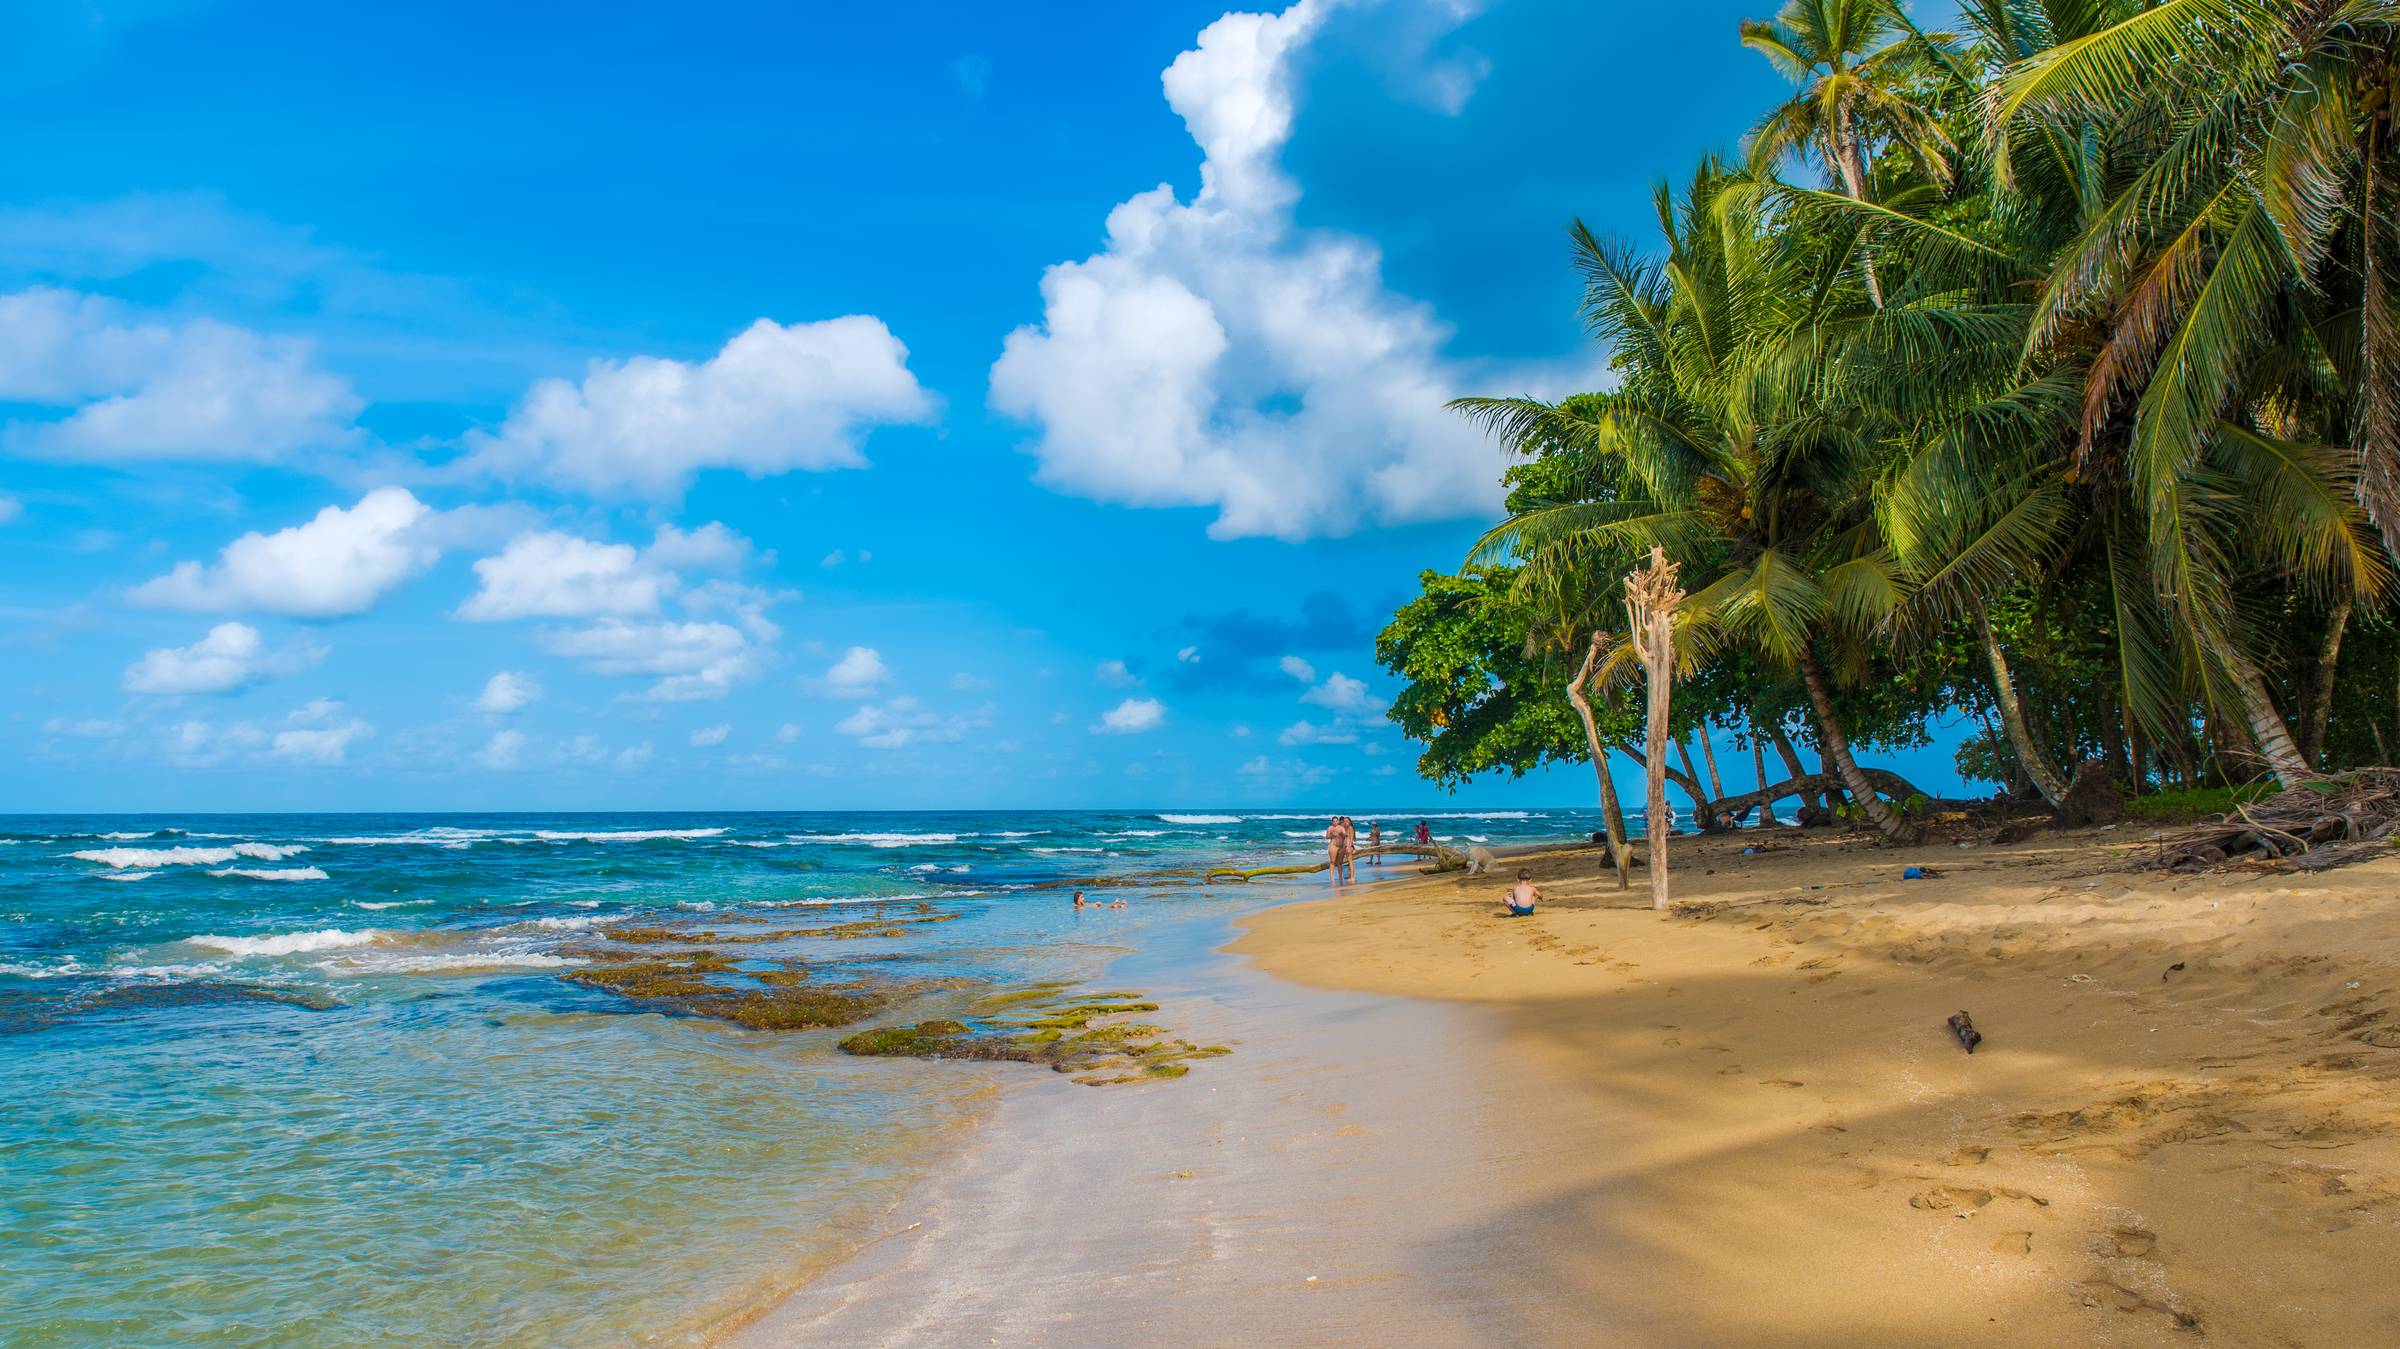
left=1946, top=1010, right=1982, bottom=1054
left=2153, top=769, right=2400, bottom=873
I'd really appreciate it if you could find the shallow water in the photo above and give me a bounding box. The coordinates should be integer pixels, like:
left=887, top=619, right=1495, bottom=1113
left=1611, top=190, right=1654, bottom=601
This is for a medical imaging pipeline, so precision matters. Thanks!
left=0, top=809, right=1598, bottom=1346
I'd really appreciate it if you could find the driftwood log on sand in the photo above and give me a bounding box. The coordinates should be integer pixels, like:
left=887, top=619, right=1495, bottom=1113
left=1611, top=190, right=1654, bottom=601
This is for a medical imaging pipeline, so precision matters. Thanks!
left=2153, top=769, right=2400, bottom=872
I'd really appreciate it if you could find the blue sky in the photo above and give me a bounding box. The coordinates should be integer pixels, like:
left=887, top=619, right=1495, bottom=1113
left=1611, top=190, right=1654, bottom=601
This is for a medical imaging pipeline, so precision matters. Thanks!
left=0, top=0, right=1975, bottom=812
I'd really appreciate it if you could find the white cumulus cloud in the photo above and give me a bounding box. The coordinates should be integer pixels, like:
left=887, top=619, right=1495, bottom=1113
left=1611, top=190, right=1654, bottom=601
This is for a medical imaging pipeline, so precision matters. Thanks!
left=1095, top=658, right=1138, bottom=687
left=1093, top=697, right=1166, bottom=735
left=474, top=670, right=541, bottom=714
left=121, top=622, right=322, bottom=695
left=271, top=700, right=371, bottom=765
left=477, top=728, right=527, bottom=770
left=834, top=696, right=988, bottom=750
left=456, top=531, right=672, bottom=621
left=1278, top=655, right=1316, bottom=683
left=0, top=287, right=361, bottom=462
left=815, top=646, right=889, bottom=697
left=130, top=487, right=441, bottom=618
left=689, top=723, right=731, bottom=747
left=987, top=0, right=1521, bottom=540
left=539, top=618, right=761, bottom=702
left=1300, top=671, right=1378, bottom=716
left=466, top=316, right=935, bottom=497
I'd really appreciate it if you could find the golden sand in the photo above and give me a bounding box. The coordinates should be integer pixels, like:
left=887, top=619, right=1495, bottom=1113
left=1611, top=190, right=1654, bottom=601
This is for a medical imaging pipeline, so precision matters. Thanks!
left=1233, top=826, right=2400, bottom=1345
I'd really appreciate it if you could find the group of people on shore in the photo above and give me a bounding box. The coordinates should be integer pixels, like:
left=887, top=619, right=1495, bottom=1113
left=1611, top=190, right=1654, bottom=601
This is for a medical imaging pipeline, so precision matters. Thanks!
left=1320, top=815, right=1540, bottom=918
left=1323, top=816, right=1441, bottom=885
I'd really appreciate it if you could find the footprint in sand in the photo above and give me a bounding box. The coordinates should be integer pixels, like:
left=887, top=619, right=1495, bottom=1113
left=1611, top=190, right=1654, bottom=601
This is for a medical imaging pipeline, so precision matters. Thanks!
left=1991, top=1231, right=2032, bottom=1255
left=1947, top=1145, right=1991, bottom=1167
left=2109, top=1227, right=2157, bottom=1257
left=1760, top=1079, right=1804, bottom=1089
left=1911, top=1184, right=2052, bottom=1213
left=2077, top=1280, right=2200, bottom=1332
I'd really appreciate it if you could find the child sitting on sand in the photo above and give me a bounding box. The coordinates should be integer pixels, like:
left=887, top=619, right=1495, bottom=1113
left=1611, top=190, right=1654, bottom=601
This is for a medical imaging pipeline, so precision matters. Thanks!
left=1501, top=869, right=1541, bottom=918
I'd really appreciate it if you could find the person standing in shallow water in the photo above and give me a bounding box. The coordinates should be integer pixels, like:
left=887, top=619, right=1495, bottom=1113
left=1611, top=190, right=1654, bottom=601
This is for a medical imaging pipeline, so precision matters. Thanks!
left=1325, top=816, right=1345, bottom=885
left=1367, top=820, right=1382, bottom=866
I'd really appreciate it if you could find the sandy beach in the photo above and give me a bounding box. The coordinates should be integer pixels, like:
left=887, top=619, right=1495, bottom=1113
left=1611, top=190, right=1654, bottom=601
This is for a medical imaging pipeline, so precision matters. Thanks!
left=1237, top=826, right=2400, bottom=1345
left=738, top=824, right=2400, bottom=1346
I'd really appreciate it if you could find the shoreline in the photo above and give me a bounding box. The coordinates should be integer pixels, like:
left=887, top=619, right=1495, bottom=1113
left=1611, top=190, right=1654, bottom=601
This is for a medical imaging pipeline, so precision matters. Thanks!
left=725, top=822, right=2400, bottom=1345
left=722, top=864, right=1585, bottom=1347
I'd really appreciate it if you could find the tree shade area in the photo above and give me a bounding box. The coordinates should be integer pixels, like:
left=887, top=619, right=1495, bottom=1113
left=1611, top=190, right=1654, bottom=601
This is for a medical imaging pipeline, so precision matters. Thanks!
left=1380, top=0, right=2400, bottom=837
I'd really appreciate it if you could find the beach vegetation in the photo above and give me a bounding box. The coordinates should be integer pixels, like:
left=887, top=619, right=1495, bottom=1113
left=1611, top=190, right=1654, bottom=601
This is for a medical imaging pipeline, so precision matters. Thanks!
left=1392, top=0, right=2400, bottom=832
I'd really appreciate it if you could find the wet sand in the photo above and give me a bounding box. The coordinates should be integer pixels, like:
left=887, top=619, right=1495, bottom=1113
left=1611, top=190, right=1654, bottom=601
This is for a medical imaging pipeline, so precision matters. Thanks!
left=733, top=826, right=2400, bottom=1345
left=726, top=900, right=1590, bottom=1346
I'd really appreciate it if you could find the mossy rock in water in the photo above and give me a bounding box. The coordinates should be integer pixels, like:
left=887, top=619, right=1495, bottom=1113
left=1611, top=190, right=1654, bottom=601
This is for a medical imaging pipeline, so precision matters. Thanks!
left=597, top=925, right=690, bottom=944
left=838, top=985, right=1224, bottom=1086
left=1021, top=1001, right=1160, bottom=1032
left=714, top=987, right=882, bottom=1031
left=838, top=1021, right=974, bottom=1056
left=563, top=948, right=880, bottom=1031
left=969, top=982, right=1074, bottom=1014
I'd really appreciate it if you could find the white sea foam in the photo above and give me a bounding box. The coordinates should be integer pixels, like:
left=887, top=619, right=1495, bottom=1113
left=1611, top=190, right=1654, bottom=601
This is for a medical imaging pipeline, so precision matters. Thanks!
left=522, top=914, right=609, bottom=930
left=98, top=870, right=155, bottom=882
left=1112, top=830, right=1167, bottom=837
left=1030, top=846, right=1102, bottom=854
left=354, top=899, right=431, bottom=911
left=209, top=867, right=329, bottom=881
left=187, top=928, right=382, bottom=957
left=728, top=840, right=791, bottom=848
left=788, top=832, right=961, bottom=847
left=531, top=828, right=727, bottom=842
left=317, top=835, right=475, bottom=849
left=72, top=842, right=309, bottom=868
left=1157, top=814, right=1239, bottom=825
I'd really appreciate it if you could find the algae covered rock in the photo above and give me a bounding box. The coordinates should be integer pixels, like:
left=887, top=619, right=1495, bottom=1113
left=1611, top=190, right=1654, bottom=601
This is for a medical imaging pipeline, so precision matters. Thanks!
left=837, top=985, right=1228, bottom=1086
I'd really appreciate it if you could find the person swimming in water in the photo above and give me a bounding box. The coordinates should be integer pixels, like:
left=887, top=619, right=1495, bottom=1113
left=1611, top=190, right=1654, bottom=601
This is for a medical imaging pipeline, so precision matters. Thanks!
left=1501, top=868, right=1541, bottom=918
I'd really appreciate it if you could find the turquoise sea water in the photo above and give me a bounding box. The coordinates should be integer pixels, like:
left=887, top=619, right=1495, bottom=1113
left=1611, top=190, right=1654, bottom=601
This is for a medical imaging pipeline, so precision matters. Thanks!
left=0, top=809, right=1598, bottom=1347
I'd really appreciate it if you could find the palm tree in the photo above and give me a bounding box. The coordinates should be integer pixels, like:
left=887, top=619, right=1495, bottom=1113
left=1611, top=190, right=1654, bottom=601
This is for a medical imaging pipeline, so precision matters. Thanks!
left=1741, top=0, right=1961, bottom=303
left=1457, top=165, right=1922, bottom=840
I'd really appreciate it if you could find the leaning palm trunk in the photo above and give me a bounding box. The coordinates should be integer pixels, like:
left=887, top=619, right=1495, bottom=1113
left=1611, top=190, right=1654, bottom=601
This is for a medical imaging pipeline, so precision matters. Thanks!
left=1796, top=645, right=1916, bottom=841
left=2299, top=596, right=2353, bottom=768
left=1698, top=728, right=1727, bottom=803
left=1767, top=721, right=1821, bottom=814
left=2226, top=650, right=2317, bottom=786
left=1972, top=598, right=2067, bottom=804
left=1627, top=550, right=1684, bottom=910
left=1749, top=715, right=1770, bottom=825
left=1566, top=631, right=1633, bottom=889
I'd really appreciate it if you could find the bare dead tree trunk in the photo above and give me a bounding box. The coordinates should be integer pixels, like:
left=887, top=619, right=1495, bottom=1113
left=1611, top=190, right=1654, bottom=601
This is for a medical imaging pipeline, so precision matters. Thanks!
left=2299, top=595, right=2353, bottom=767
left=1973, top=597, right=2066, bottom=804
left=1566, top=631, right=1633, bottom=889
left=1626, top=549, right=1684, bottom=911
left=1698, top=727, right=1727, bottom=804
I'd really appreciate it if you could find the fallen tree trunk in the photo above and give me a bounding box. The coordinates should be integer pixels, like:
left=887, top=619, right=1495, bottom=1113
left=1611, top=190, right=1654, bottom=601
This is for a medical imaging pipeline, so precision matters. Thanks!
left=1694, top=768, right=1932, bottom=827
